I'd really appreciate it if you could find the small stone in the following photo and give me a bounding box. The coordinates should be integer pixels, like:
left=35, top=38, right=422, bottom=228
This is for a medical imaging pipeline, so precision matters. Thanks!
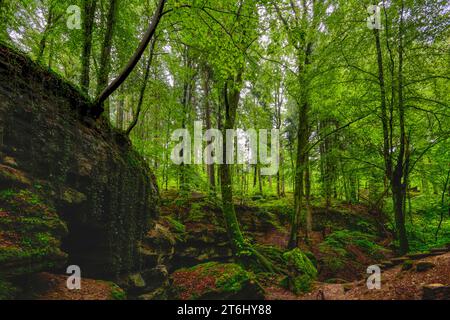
left=415, top=261, right=436, bottom=272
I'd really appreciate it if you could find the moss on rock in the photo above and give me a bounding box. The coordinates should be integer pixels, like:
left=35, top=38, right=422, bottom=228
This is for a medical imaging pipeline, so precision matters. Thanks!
left=0, top=189, right=68, bottom=277
left=170, top=262, right=263, bottom=300
left=282, top=249, right=317, bottom=294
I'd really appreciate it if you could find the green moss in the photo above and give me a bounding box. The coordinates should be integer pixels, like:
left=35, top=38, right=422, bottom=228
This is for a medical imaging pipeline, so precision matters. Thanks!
left=187, top=203, right=206, bottom=222
left=283, top=249, right=317, bottom=278
left=171, top=262, right=259, bottom=299
left=214, top=264, right=254, bottom=293
left=320, top=230, right=388, bottom=260
left=291, top=274, right=314, bottom=294
left=164, top=216, right=186, bottom=234
left=109, top=283, right=126, bottom=300
left=282, top=249, right=317, bottom=294
left=318, top=229, right=389, bottom=275
left=0, top=188, right=68, bottom=276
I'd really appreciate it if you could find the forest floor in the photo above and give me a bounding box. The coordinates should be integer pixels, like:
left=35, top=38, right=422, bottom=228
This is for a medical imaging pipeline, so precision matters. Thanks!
left=16, top=191, right=449, bottom=300
left=22, top=251, right=449, bottom=300
left=159, top=191, right=449, bottom=301
left=264, top=252, right=450, bottom=300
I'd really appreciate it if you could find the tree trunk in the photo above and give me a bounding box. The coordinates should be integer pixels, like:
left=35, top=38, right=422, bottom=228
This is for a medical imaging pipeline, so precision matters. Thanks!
left=220, top=75, right=246, bottom=253
left=96, top=0, right=118, bottom=109
left=392, top=1, right=409, bottom=254
left=81, top=0, right=97, bottom=93
left=126, top=37, right=157, bottom=135
left=203, top=66, right=215, bottom=189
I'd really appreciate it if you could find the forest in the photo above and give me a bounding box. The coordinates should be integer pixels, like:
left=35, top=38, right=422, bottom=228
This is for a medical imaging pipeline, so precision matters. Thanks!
left=0, top=0, right=449, bottom=302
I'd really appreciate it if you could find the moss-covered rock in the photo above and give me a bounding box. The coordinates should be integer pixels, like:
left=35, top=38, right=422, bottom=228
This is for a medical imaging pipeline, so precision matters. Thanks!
left=170, top=262, right=264, bottom=300
left=0, top=189, right=68, bottom=277
left=282, top=249, right=317, bottom=294
left=109, top=282, right=127, bottom=300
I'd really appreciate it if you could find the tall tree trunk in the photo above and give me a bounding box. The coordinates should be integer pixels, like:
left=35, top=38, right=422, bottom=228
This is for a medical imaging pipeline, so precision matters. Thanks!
left=289, top=42, right=313, bottom=249
left=392, top=1, right=409, bottom=254
left=37, top=6, right=58, bottom=63
left=203, top=66, right=215, bottom=189
left=96, top=0, right=119, bottom=118
left=116, top=92, right=124, bottom=130
left=436, top=168, right=450, bottom=241
left=305, top=156, right=312, bottom=238
left=220, top=75, right=246, bottom=253
left=81, top=0, right=97, bottom=93
left=126, top=37, right=157, bottom=135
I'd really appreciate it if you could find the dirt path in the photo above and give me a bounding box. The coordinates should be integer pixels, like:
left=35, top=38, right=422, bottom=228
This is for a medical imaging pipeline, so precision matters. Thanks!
left=265, top=252, right=450, bottom=300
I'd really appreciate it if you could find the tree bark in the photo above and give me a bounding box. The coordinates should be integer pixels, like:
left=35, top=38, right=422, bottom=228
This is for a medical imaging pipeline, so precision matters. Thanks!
left=81, top=0, right=97, bottom=93
left=203, top=66, right=215, bottom=189
left=96, top=0, right=118, bottom=98
left=126, top=37, right=157, bottom=135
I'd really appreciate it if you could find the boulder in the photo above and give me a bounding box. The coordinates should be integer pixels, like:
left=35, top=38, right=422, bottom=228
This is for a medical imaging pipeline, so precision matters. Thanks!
left=170, top=262, right=264, bottom=300
left=282, top=249, right=318, bottom=294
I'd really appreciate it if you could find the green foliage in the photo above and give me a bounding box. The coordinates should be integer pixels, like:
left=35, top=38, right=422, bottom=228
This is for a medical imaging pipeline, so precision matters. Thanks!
left=109, top=283, right=127, bottom=300
left=283, top=249, right=317, bottom=279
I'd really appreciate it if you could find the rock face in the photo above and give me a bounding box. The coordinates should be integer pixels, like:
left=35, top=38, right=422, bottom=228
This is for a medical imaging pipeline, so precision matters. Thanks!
left=0, top=44, right=160, bottom=295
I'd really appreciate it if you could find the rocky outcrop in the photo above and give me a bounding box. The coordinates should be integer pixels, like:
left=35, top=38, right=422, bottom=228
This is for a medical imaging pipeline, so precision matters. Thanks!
left=0, top=45, right=161, bottom=297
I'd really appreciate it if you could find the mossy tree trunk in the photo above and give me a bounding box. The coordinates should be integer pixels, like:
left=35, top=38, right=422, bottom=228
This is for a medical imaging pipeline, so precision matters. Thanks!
left=220, top=74, right=246, bottom=253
